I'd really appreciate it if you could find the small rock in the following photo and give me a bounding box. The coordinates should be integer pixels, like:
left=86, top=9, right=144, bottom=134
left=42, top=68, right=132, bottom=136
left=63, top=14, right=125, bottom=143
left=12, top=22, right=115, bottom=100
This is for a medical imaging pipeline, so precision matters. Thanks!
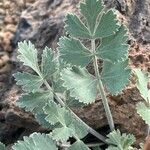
left=0, top=2, right=3, bottom=7
left=0, top=64, right=12, bottom=74
left=0, top=55, right=9, bottom=67
left=0, top=8, right=5, bottom=15
left=3, top=1, right=11, bottom=9
left=4, top=16, right=14, bottom=24
left=2, top=31, right=14, bottom=43
left=5, top=24, right=16, bottom=33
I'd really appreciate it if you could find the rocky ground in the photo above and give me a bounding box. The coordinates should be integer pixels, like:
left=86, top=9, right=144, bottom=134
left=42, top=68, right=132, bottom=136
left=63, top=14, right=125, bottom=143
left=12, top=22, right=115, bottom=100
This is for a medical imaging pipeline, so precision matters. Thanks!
left=0, top=0, right=149, bottom=149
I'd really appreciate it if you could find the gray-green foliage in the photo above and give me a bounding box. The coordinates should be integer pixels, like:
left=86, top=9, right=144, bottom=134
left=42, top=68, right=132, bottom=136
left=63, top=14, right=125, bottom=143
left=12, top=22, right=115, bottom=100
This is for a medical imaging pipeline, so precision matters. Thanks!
left=12, top=133, right=58, bottom=150
left=17, top=41, right=39, bottom=72
left=14, top=40, right=89, bottom=148
left=58, top=37, right=92, bottom=67
left=17, top=91, right=53, bottom=114
left=134, top=69, right=150, bottom=102
left=101, top=60, right=131, bottom=95
left=93, top=147, right=102, bottom=150
left=134, top=69, right=150, bottom=125
left=80, top=0, right=103, bottom=34
left=96, top=26, right=129, bottom=62
left=0, top=142, right=6, bottom=150
left=44, top=101, right=88, bottom=141
left=60, top=0, right=131, bottom=97
left=41, top=47, right=57, bottom=79
left=61, top=67, right=97, bottom=103
left=68, top=141, right=90, bottom=150
left=12, top=0, right=133, bottom=149
left=106, top=130, right=135, bottom=150
left=137, top=102, right=150, bottom=125
left=14, top=72, right=44, bottom=93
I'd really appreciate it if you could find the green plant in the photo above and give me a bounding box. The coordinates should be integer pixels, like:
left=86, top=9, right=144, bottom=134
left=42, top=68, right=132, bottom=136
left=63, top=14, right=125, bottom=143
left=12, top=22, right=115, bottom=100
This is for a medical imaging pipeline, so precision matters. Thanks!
left=1, top=0, right=136, bottom=149
left=106, top=130, right=135, bottom=150
left=0, top=142, right=5, bottom=150
left=134, top=69, right=150, bottom=128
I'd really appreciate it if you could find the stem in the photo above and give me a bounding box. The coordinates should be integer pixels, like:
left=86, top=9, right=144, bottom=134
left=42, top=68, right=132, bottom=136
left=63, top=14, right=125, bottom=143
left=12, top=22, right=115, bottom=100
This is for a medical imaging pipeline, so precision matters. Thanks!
left=36, top=61, right=106, bottom=142
left=42, top=79, right=79, bottom=141
left=91, top=39, right=115, bottom=131
left=59, top=142, right=104, bottom=148
left=43, top=79, right=106, bottom=143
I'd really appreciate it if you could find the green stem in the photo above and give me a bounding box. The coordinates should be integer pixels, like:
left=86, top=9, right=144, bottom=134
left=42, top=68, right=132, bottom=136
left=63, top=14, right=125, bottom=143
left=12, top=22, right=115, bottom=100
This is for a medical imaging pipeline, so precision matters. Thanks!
left=60, top=142, right=104, bottom=148
left=91, top=39, right=115, bottom=131
left=36, top=64, right=106, bottom=142
left=43, top=79, right=106, bottom=143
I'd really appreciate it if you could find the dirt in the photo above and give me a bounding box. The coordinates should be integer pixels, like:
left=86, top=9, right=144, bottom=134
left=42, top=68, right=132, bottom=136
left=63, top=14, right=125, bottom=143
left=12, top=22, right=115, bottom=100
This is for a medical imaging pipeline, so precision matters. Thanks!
left=0, top=0, right=149, bottom=149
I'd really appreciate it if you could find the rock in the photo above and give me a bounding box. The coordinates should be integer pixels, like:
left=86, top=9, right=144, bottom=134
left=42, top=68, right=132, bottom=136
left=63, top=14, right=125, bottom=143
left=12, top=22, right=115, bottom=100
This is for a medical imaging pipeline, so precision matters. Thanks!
left=127, top=0, right=150, bottom=43
left=4, top=16, right=14, bottom=24
left=1, top=31, right=14, bottom=52
left=3, top=2, right=11, bottom=9
left=12, top=0, right=63, bottom=48
left=0, top=8, right=5, bottom=15
left=5, top=24, right=17, bottom=33
left=0, top=55, right=9, bottom=67
left=0, top=0, right=149, bottom=148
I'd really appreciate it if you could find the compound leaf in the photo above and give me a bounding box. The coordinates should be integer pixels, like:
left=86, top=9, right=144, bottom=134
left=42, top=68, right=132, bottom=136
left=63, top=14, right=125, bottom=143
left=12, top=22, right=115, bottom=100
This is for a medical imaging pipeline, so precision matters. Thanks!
left=61, top=66, right=97, bottom=104
left=52, top=78, right=65, bottom=93
left=35, top=113, right=54, bottom=129
left=14, top=72, right=43, bottom=93
left=44, top=101, right=72, bottom=126
left=97, top=26, right=129, bottom=62
left=0, top=142, right=6, bottom=150
left=101, top=60, right=131, bottom=95
left=41, top=47, right=57, bottom=79
left=51, top=60, right=67, bottom=93
left=134, top=69, right=150, bottom=102
left=12, top=133, right=58, bottom=150
left=106, top=130, right=135, bottom=150
left=18, top=41, right=39, bottom=73
left=52, top=126, right=75, bottom=142
left=68, top=119, right=88, bottom=139
left=65, top=14, right=90, bottom=39
left=68, top=141, right=90, bottom=150
left=94, top=10, right=119, bottom=38
left=58, top=37, right=92, bottom=67
left=44, top=102, right=84, bottom=142
left=17, top=91, right=53, bottom=114
left=137, top=102, right=150, bottom=126
left=44, top=101, right=88, bottom=141
left=93, top=147, right=102, bottom=150
left=80, top=0, right=104, bottom=34
left=66, top=96, right=85, bottom=108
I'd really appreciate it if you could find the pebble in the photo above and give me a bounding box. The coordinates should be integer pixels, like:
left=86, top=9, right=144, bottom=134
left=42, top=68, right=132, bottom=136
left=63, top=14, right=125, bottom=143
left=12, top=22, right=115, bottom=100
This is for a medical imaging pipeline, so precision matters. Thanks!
left=0, top=8, right=5, bottom=15
left=0, top=55, right=9, bottom=67
left=4, top=15, right=14, bottom=24
left=5, top=24, right=16, bottom=33
left=3, top=1, right=11, bottom=9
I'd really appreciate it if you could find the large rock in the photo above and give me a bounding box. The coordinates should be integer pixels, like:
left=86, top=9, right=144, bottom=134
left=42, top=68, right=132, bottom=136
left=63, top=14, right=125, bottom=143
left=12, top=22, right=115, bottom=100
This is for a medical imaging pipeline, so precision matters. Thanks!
left=0, top=0, right=150, bottom=147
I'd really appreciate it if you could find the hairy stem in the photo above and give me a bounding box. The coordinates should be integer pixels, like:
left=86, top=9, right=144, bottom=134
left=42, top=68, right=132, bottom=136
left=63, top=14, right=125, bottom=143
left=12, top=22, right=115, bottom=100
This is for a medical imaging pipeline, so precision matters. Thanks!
left=60, top=142, right=104, bottom=148
left=91, top=39, right=115, bottom=131
left=36, top=63, right=106, bottom=142
left=43, top=79, right=106, bottom=143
